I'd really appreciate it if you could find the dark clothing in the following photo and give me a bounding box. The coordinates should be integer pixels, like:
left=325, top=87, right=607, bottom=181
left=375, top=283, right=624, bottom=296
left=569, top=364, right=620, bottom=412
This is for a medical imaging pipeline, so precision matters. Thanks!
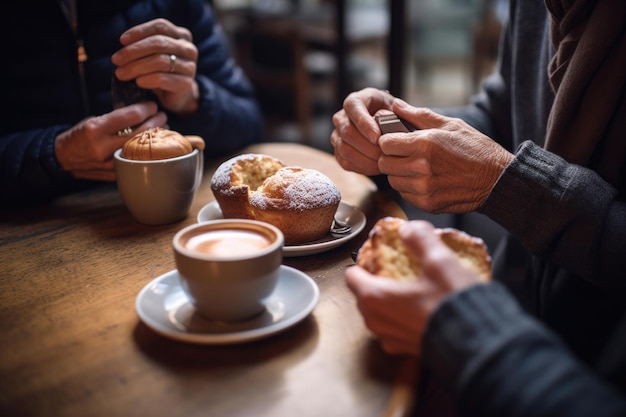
left=441, top=0, right=626, bottom=367
left=0, top=0, right=263, bottom=208
left=423, top=284, right=626, bottom=417
left=423, top=0, right=626, bottom=414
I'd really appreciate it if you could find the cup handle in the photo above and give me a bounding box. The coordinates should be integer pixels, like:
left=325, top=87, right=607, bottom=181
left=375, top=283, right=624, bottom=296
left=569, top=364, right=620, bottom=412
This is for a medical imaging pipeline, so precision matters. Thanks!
left=196, top=149, right=204, bottom=185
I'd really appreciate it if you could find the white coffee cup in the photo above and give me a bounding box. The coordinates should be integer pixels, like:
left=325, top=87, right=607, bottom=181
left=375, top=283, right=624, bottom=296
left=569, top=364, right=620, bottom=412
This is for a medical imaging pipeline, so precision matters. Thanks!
left=173, top=219, right=284, bottom=322
left=114, top=148, right=202, bottom=225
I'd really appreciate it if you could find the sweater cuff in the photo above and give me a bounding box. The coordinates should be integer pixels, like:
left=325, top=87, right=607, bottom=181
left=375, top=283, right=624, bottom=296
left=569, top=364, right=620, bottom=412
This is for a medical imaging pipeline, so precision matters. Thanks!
left=478, top=141, right=565, bottom=239
left=422, top=283, right=551, bottom=391
left=478, top=140, right=616, bottom=258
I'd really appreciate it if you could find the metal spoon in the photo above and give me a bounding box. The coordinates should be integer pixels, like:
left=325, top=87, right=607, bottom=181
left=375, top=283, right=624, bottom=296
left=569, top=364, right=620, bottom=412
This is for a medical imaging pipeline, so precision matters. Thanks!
left=330, top=218, right=352, bottom=235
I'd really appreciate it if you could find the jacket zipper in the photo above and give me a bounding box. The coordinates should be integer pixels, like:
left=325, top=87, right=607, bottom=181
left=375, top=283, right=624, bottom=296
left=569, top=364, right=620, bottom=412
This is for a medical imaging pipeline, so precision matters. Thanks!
left=76, top=38, right=90, bottom=116
left=58, top=0, right=91, bottom=116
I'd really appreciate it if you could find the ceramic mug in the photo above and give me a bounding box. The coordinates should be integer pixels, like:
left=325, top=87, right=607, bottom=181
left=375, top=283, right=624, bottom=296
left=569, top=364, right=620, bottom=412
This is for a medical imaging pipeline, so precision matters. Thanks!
left=114, top=148, right=203, bottom=225
left=173, top=220, right=284, bottom=322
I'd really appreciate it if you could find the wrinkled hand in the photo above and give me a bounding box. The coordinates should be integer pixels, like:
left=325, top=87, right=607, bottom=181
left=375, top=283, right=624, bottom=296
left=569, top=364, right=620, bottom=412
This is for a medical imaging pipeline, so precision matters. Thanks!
left=54, top=102, right=166, bottom=181
left=330, top=87, right=395, bottom=176
left=379, top=99, right=514, bottom=213
left=111, top=18, right=199, bottom=114
left=345, top=220, right=481, bottom=356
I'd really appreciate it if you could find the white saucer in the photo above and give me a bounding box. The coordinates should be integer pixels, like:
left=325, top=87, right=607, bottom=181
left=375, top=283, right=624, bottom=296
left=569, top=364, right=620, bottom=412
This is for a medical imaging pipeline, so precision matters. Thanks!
left=197, top=200, right=366, bottom=257
left=135, top=265, right=319, bottom=345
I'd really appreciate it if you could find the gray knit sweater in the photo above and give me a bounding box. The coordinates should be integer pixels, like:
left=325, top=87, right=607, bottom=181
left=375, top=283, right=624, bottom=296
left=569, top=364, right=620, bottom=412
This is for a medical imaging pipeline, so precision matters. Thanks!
left=421, top=0, right=626, bottom=415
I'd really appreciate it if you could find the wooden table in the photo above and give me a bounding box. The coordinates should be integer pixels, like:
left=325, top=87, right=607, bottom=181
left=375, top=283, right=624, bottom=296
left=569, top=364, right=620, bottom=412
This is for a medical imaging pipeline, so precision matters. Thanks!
left=0, top=143, right=417, bottom=417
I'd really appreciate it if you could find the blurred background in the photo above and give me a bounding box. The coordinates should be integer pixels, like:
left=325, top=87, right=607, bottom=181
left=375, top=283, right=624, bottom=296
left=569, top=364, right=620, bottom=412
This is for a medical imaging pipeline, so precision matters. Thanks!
left=212, top=0, right=508, bottom=251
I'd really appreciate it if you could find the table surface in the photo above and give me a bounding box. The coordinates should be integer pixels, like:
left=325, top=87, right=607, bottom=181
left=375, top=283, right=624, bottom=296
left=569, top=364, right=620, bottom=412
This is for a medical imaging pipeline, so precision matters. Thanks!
left=0, top=143, right=417, bottom=417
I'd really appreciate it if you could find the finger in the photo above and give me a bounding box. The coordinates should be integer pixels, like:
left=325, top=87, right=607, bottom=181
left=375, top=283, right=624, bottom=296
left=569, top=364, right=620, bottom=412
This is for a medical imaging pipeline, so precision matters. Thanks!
left=104, top=112, right=168, bottom=158
left=119, top=18, right=192, bottom=45
left=345, top=265, right=377, bottom=297
left=115, top=51, right=196, bottom=81
left=136, top=72, right=195, bottom=94
left=346, top=265, right=422, bottom=309
left=331, top=132, right=381, bottom=176
left=113, top=36, right=198, bottom=71
left=335, top=144, right=381, bottom=176
left=332, top=108, right=378, bottom=154
left=385, top=175, right=432, bottom=203
left=342, top=88, right=394, bottom=144
left=120, top=111, right=168, bottom=138
left=399, top=221, right=470, bottom=283
left=380, top=153, right=432, bottom=179
left=343, top=100, right=380, bottom=144
left=392, top=99, right=450, bottom=130
left=378, top=128, right=431, bottom=158
left=398, top=221, right=438, bottom=258
left=106, top=102, right=160, bottom=132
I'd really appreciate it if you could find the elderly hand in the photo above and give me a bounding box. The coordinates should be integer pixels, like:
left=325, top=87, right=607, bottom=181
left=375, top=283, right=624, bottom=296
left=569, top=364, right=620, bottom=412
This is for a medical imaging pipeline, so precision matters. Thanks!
left=330, top=87, right=395, bottom=176
left=54, top=102, right=166, bottom=181
left=345, top=220, right=482, bottom=356
left=111, top=18, right=199, bottom=115
left=380, top=99, right=514, bottom=213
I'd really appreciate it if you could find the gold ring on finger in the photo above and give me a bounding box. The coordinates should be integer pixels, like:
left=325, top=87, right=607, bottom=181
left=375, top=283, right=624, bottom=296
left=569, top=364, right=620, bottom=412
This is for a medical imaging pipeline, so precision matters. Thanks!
left=117, top=127, right=133, bottom=137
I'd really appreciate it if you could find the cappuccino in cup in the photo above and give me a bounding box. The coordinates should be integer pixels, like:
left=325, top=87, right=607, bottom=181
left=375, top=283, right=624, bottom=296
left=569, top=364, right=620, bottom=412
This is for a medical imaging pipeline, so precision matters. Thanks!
left=182, top=229, right=272, bottom=257
left=173, top=219, right=284, bottom=322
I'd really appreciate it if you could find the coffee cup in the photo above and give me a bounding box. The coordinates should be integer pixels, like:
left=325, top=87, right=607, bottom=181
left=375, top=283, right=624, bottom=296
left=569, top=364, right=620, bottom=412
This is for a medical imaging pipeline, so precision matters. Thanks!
left=173, top=219, right=284, bottom=322
left=114, top=148, right=203, bottom=225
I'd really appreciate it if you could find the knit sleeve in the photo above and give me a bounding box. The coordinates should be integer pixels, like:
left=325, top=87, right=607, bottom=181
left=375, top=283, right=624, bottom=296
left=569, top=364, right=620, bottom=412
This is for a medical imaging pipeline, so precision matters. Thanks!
left=479, top=141, right=626, bottom=285
left=422, top=284, right=626, bottom=417
left=0, top=126, right=95, bottom=208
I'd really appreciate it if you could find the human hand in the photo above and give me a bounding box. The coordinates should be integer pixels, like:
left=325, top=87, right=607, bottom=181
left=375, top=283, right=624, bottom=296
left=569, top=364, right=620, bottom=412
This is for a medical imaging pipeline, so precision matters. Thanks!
left=54, top=102, right=167, bottom=181
left=330, top=88, right=396, bottom=176
left=378, top=99, right=514, bottom=213
left=111, top=18, right=199, bottom=115
left=345, top=220, right=481, bottom=356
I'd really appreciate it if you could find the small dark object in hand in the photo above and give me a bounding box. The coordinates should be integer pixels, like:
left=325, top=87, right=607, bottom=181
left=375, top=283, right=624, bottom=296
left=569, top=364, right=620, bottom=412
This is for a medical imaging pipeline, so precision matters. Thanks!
left=111, top=75, right=155, bottom=109
left=376, top=113, right=416, bottom=134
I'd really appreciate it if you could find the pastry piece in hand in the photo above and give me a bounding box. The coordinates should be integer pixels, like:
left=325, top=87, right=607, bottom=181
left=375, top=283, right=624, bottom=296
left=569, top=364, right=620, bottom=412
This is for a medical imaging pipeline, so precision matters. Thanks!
left=121, top=127, right=205, bottom=160
left=356, top=217, right=491, bottom=282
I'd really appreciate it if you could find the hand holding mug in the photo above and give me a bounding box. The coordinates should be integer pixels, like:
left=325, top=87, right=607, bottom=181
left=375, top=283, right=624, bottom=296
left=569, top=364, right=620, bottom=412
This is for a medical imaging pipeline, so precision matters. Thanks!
left=54, top=102, right=167, bottom=181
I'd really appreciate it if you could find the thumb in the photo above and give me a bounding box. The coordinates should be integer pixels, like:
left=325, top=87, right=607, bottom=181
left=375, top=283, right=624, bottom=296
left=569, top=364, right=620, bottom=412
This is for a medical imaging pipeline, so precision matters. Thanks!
left=392, top=99, right=449, bottom=130
left=398, top=220, right=445, bottom=261
left=399, top=220, right=463, bottom=281
left=400, top=221, right=482, bottom=291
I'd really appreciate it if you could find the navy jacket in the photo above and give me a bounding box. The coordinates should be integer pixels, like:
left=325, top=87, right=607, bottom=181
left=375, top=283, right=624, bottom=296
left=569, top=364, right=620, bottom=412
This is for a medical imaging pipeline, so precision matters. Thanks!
left=0, top=0, right=263, bottom=207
